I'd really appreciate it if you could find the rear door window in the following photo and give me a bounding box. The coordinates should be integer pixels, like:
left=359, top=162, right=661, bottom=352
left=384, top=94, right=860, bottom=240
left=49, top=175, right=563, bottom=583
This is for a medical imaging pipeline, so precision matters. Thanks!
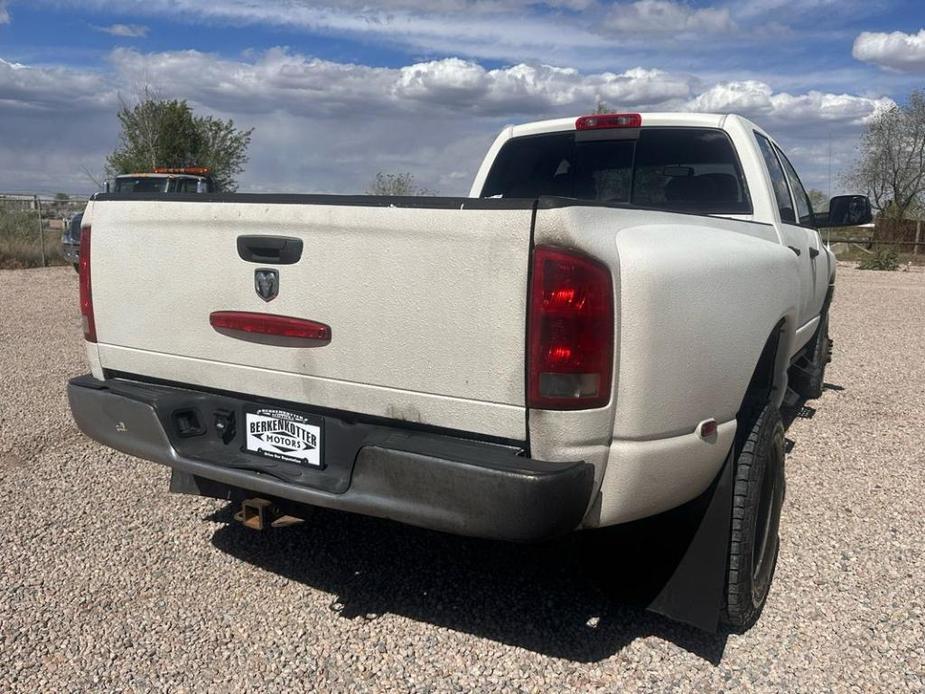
left=754, top=133, right=796, bottom=224
left=481, top=127, right=751, bottom=215
left=774, top=145, right=815, bottom=227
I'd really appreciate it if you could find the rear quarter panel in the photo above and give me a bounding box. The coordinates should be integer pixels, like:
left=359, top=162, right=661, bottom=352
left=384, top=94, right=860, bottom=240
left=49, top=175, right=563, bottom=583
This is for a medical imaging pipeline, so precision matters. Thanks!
left=531, top=203, right=801, bottom=524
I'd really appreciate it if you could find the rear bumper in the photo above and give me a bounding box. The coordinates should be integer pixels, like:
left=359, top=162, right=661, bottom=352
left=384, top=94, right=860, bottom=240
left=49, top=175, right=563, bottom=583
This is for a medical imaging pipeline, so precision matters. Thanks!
left=67, top=375, right=593, bottom=541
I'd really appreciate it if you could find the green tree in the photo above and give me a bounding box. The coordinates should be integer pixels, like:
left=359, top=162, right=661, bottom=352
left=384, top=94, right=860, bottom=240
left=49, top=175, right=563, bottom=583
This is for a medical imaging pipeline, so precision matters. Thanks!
left=106, top=94, right=253, bottom=192
left=367, top=172, right=435, bottom=196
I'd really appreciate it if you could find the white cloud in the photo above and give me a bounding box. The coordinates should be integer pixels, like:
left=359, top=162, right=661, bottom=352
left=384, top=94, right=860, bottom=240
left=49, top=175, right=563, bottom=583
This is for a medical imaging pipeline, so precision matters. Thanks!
left=51, top=0, right=612, bottom=66
left=603, top=0, right=734, bottom=35
left=0, top=57, right=115, bottom=111
left=30, top=0, right=808, bottom=70
left=685, top=80, right=892, bottom=129
left=0, top=49, right=893, bottom=195
left=853, top=29, right=925, bottom=72
left=734, top=0, right=846, bottom=20
left=0, top=0, right=9, bottom=24
left=94, top=23, right=149, bottom=38
left=110, top=48, right=695, bottom=117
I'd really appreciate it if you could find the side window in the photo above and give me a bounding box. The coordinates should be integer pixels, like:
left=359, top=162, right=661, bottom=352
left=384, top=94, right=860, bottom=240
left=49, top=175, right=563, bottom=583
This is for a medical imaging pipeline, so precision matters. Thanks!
left=775, top=146, right=815, bottom=226
left=754, top=133, right=795, bottom=224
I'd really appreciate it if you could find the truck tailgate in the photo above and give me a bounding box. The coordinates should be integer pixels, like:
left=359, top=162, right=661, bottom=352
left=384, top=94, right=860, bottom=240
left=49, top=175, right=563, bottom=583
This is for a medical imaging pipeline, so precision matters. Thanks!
left=88, top=197, right=534, bottom=440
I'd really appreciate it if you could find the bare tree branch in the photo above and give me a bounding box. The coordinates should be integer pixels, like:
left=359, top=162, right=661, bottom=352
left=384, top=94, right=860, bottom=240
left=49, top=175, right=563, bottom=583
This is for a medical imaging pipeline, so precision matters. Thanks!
left=847, top=91, right=925, bottom=221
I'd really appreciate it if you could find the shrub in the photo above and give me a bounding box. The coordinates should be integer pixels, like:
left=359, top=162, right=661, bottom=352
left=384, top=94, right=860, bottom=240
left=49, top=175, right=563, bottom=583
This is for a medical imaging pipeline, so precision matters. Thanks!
left=857, top=248, right=900, bottom=271
left=0, top=203, right=65, bottom=269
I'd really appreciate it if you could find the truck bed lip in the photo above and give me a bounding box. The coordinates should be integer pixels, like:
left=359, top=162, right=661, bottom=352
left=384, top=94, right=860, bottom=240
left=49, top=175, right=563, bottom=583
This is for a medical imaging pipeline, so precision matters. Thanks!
left=67, top=375, right=594, bottom=542
left=92, top=192, right=538, bottom=209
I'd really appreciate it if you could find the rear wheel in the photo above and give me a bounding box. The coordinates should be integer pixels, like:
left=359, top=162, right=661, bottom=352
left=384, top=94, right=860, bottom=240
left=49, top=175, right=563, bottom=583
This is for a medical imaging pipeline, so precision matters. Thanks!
left=722, top=403, right=785, bottom=629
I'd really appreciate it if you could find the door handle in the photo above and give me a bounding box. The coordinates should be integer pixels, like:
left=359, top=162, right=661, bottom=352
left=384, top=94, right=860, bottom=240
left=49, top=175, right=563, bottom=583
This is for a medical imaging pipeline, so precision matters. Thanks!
left=788, top=245, right=801, bottom=256
left=809, top=246, right=820, bottom=259
left=237, top=235, right=303, bottom=265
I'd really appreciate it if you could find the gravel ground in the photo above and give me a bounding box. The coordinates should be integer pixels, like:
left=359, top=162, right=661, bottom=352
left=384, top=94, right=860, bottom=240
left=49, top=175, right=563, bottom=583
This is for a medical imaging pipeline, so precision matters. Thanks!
left=1, top=265, right=923, bottom=692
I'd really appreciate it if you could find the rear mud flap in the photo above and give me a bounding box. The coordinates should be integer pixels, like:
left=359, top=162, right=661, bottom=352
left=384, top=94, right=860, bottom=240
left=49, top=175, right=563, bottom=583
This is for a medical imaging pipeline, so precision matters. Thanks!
left=646, top=447, right=733, bottom=632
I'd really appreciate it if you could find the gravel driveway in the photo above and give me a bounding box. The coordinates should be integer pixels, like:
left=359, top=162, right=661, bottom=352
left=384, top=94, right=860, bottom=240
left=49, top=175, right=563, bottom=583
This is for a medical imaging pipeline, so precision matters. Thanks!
left=1, top=265, right=923, bottom=692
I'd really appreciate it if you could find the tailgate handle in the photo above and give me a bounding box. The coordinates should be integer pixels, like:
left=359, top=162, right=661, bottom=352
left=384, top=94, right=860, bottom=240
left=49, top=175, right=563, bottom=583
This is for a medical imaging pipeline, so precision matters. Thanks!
left=237, top=236, right=303, bottom=265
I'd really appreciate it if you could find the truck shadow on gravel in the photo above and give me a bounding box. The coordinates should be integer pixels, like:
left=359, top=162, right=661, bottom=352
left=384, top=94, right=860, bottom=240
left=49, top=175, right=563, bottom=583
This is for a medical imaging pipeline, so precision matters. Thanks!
left=208, top=503, right=729, bottom=663
left=206, top=385, right=838, bottom=664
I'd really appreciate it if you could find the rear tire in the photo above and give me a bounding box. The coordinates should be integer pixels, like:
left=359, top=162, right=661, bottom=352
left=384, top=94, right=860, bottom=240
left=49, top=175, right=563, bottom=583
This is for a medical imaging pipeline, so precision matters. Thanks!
left=791, top=311, right=830, bottom=400
left=722, top=403, right=785, bottom=629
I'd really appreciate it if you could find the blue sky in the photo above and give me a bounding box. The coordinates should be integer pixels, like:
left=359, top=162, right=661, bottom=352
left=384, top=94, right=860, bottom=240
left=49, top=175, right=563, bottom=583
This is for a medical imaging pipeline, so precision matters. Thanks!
left=1, top=0, right=924, bottom=195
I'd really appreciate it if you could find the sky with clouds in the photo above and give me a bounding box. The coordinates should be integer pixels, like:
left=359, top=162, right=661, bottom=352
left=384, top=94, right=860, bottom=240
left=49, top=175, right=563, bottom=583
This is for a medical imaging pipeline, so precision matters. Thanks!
left=0, top=0, right=924, bottom=196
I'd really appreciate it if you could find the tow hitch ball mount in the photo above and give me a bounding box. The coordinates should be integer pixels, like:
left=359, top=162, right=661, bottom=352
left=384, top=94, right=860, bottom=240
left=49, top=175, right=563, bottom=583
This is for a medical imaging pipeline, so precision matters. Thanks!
left=233, top=497, right=305, bottom=531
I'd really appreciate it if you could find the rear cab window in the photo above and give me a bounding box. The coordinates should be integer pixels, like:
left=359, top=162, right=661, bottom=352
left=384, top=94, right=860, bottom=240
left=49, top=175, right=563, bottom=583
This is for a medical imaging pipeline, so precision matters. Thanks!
left=754, top=133, right=797, bottom=224
left=480, top=127, right=752, bottom=215
left=173, top=178, right=204, bottom=193
left=114, top=177, right=169, bottom=193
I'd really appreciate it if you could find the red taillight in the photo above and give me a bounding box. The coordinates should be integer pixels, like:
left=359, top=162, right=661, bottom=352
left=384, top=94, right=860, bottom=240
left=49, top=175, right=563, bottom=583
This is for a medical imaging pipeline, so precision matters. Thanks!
left=575, top=113, right=642, bottom=130
left=528, top=246, right=613, bottom=410
left=210, top=311, right=331, bottom=346
left=78, top=225, right=96, bottom=343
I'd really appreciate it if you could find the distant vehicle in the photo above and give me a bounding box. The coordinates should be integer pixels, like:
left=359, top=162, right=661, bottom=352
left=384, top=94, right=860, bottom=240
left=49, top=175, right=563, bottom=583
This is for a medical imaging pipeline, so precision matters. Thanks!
left=60, top=212, right=83, bottom=271
left=106, top=167, right=216, bottom=194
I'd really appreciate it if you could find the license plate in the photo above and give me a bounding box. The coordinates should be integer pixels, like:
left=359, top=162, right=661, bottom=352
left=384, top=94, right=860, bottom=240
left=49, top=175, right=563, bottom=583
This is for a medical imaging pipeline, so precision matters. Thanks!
left=244, top=408, right=323, bottom=467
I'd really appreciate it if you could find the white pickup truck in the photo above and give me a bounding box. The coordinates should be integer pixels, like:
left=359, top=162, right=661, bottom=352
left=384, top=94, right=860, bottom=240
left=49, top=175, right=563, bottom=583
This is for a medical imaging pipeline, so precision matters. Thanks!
left=68, top=112, right=871, bottom=630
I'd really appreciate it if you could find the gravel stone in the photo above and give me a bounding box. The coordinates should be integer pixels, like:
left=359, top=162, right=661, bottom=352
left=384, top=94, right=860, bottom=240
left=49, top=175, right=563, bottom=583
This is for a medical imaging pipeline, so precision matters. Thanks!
left=1, top=264, right=923, bottom=692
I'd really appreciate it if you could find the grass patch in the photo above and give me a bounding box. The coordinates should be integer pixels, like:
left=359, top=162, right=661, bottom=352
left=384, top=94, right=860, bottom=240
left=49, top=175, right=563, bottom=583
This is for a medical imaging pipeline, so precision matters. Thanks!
left=857, top=248, right=901, bottom=271
left=0, top=204, right=66, bottom=269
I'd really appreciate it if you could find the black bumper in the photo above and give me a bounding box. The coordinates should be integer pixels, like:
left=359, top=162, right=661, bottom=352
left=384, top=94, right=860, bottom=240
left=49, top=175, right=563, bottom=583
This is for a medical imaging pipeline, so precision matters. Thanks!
left=67, top=375, right=594, bottom=541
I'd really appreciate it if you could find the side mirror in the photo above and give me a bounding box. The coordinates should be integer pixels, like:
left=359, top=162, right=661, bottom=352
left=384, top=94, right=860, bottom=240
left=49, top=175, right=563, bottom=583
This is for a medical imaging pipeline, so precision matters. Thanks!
left=821, top=195, right=873, bottom=228
left=104, top=180, right=111, bottom=193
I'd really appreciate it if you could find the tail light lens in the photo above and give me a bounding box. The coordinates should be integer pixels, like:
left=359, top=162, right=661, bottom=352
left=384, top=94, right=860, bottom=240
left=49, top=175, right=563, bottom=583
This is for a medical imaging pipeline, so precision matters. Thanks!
left=528, top=246, right=613, bottom=410
left=78, top=225, right=96, bottom=342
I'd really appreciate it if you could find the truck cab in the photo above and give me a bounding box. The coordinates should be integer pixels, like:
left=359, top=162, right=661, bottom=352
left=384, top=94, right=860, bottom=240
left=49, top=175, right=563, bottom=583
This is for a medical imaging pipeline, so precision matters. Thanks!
left=471, top=112, right=844, bottom=332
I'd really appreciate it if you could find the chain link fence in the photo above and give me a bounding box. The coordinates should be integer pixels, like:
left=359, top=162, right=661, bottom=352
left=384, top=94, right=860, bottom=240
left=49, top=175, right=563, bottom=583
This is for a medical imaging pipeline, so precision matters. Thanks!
left=0, top=193, right=90, bottom=269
